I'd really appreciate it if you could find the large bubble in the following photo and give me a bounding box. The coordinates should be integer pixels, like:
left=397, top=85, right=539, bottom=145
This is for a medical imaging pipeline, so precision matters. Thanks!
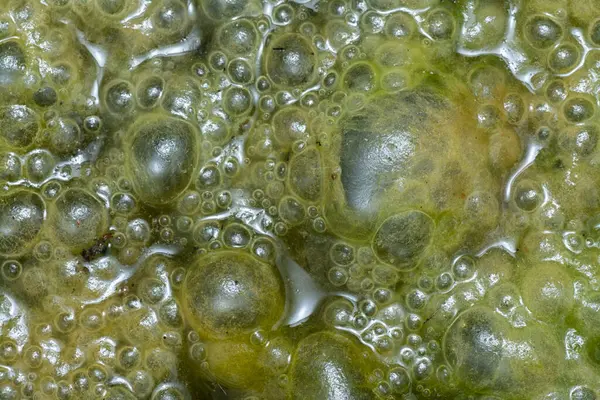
left=289, top=332, right=376, bottom=400
left=52, top=188, right=107, bottom=250
left=0, top=191, right=45, bottom=256
left=125, top=117, right=199, bottom=206
left=372, top=210, right=434, bottom=269
left=183, top=251, right=284, bottom=339
left=0, top=105, right=39, bottom=149
left=265, top=33, right=317, bottom=87
left=444, top=307, right=504, bottom=390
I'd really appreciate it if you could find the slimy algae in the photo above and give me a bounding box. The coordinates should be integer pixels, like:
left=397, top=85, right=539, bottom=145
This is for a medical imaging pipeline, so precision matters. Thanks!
left=0, top=0, right=600, bottom=399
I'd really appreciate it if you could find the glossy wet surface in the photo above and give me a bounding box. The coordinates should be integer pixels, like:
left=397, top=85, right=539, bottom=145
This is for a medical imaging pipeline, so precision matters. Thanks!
left=0, top=0, right=600, bottom=399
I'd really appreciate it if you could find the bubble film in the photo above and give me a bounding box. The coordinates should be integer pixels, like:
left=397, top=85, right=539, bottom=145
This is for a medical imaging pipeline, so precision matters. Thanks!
left=1, top=0, right=600, bottom=399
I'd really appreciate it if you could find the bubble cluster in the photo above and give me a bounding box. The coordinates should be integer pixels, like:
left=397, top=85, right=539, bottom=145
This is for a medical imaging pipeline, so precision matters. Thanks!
left=1, top=0, right=600, bottom=398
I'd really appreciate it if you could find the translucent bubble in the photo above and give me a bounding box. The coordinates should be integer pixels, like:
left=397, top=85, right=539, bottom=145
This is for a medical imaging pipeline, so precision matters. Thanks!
left=477, top=104, right=500, bottom=128
left=33, top=240, right=52, bottom=261
left=388, top=366, right=410, bottom=394
left=53, top=188, right=106, bottom=249
left=278, top=196, right=306, bottom=225
left=51, top=118, right=82, bottom=154
left=55, top=311, right=75, bottom=333
left=560, top=124, right=599, bottom=156
left=212, top=53, right=232, bottom=77
left=452, top=255, right=476, bottom=280
left=384, top=12, right=415, bottom=39
left=251, top=237, right=275, bottom=261
left=326, top=20, right=360, bottom=50
left=406, top=289, right=427, bottom=310
left=571, top=386, right=597, bottom=400
left=104, top=80, right=135, bottom=115
left=202, top=0, right=250, bottom=20
left=227, top=58, right=253, bottom=84
left=290, top=332, right=374, bottom=399
left=126, top=117, right=199, bottom=205
left=0, top=105, right=39, bottom=148
left=381, top=70, right=408, bottom=92
left=118, top=346, right=141, bottom=370
left=514, top=180, right=542, bottom=212
left=266, top=33, right=317, bottom=86
left=79, top=307, right=104, bottom=331
left=159, top=299, right=183, bottom=328
left=373, top=211, right=434, bottom=269
left=273, top=3, right=294, bottom=25
left=330, top=242, right=355, bottom=266
left=33, top=86, right=57, bottom=107
left=217, top=19, right=258, bottom=56
left=488, top=129, right=521, bottom=171
left=503, top=93, right=525, bottom=124
left=196, top=164, right=221, bottom=191
left=126, top=218, right=151, bottom=244
left=343, top=62, right=376, bottom=92
left=96, top=0, right=126, bottom=15
left=136, top=75, right=164, bottom=109
left=272, top=106, right=309, bottom=146
left=522, top=262, right=573, bottom=322
left=200, top=118, right=230, bottom=146
left=223, top=223, right=251, bottom=248
left=0, top=152, right=21, bottom=181
left=0, top=260, right=21, bottom=281
left=223, top=86, right=252, bottom=115
left=525, top=15, right=563, bottom=49
left=111, top=192, right=136, bottom=215
left=183, top=251, right=284, bottom=339
left=24, top=345, right=43, bottom=369
left=427, top=9, right=455, bottom=40
left=546, top=79, right=568, bottom=103
left=0, top=40, right=25, bottom=84
left=178, top=191, right=201, bottom=214
left=129, top=370, right=154, bottom=398
left=151, top=385, right=186, bottom=400
left=563, top=97, right=595, bottom=123
left=0, top=383, right=17, bottom=399
left=360, top=11, right=385, bottom=34
left=589, top=19, right=600, bottom=45
left=193, top=221, right=220, bottom=245
left=468, top=65, right=504, bottom=99
left=549, top=44, right=581, bottom=73
left=138, top=278, right=166, bottom=304
left=153, top=0, right=188, bottom=32
left=216, top=190, right=232, bottom=209
left=51, top=62, right=75, bottom=85
left=444, top=307, right=504, bottom=389
left=0, top=191, right=45, bottom=256
left=72, top=371, right=89, bottom=393
left=223, top=158, right=239, bottom=178
left=327, top=267, right=348, bottom=286
left=84, top=115, right=102, bottom=133
left=433, top=272, right=453, bottom=292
